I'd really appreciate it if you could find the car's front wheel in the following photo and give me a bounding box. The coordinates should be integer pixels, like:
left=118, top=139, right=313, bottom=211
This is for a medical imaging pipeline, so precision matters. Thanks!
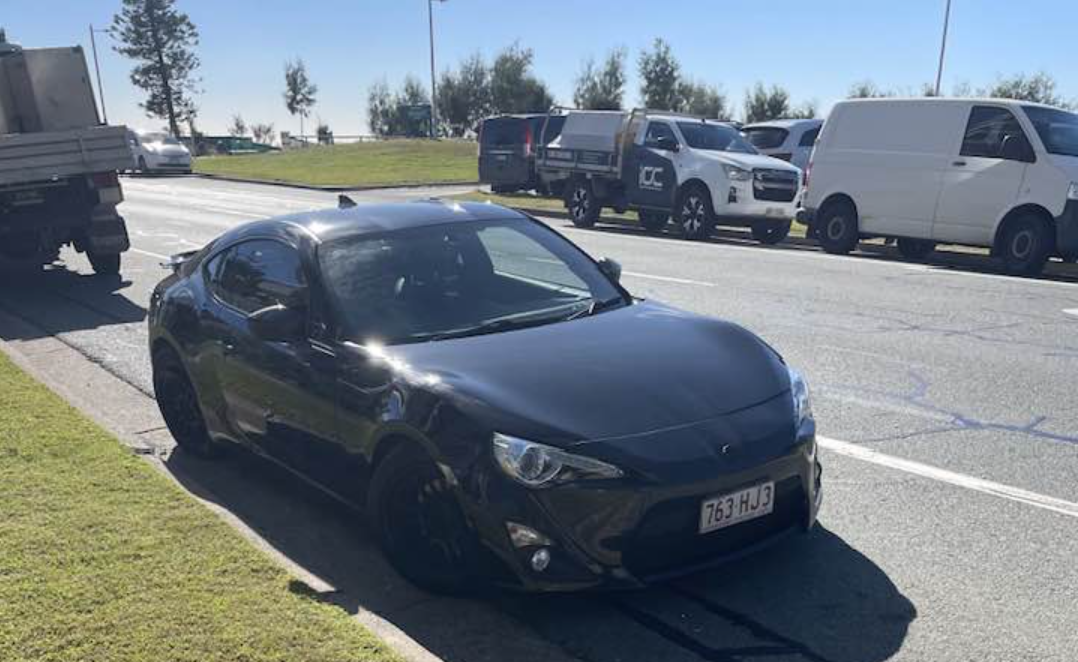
left=676, top=185, right=715, bottom=240
left=368, top=444, right=481, bottom=594
left=152, top=348, right=220, bottom=458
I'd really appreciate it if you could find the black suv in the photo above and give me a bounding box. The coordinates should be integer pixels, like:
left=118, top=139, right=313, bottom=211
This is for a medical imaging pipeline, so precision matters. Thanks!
left=478, top=114, right=565, bottom=194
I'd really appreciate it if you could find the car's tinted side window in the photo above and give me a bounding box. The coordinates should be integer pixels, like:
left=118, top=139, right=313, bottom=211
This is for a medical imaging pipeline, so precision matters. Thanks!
left=213, top=240, right=306, bottom=314
left=644, top=122, right=677, bottom=148
left=798, top=127, right=820, bottom=147
left=961, top=107, right=1030, bottom=160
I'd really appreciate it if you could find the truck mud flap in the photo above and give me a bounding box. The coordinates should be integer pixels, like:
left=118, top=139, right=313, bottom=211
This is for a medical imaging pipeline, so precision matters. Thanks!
left=84, top=215, right=130, bottom=254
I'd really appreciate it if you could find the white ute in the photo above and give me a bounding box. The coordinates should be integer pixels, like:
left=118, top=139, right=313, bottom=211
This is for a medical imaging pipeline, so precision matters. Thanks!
left=536, top=109, right=803, bottom=244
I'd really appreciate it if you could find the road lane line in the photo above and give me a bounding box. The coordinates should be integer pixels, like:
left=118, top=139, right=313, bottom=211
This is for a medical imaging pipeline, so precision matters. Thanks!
left=622, top=271, right=715, bottom=287
left=129, top=247, right=170, bottom=260
left=818, top=435, right=1078, bottom=519
left=1065, top=309, right=1078, bottom=318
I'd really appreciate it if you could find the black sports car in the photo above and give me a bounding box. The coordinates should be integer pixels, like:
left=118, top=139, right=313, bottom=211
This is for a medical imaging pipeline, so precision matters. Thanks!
left=148, top=200, right=821, bottom=593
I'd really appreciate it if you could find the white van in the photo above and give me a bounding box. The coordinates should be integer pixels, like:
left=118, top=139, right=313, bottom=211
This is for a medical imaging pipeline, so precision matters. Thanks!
left=799, top=98, right=1078, bottom=275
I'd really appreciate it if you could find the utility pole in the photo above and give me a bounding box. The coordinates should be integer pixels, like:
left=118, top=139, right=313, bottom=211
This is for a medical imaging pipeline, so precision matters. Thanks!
left=934, top=0, right=952, bottom=97
left=89, top=24, right=109, bottom=124
left=427, top=0, right=445, bottom=139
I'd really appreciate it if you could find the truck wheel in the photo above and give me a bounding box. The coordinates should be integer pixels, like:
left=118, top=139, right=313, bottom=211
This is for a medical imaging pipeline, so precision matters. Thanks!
left=566, top=179, right=600, bottom=228
left=88, top=252, right=121, bottom=276
left=751, top=221, right=792, bottom=245
left=896, top=238, right=936, bottom=261
left=676, top=185, right=715, bottom=241
left=639, top=210, right=669, bottom=234
left=816, top=200, right=859, bottom=254
left=998, top=214, right=1052, bottom=276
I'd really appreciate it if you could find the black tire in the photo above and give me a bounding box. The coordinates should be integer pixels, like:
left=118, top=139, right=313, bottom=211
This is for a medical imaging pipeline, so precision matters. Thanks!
left=675, top=185, right=715, bottom=240
left=138, top=156, right=148, bottom=173
left=88, top=252, right=121, bottom=276
left=896, top=238, right=937, bottom=261
left=639, top=209, right=669, bottom=234
left=368, top=444, right=481, bottom=594
left=565, top=179, right=600, bottom=228
left=751, top=221, right=792, bottom=245
left=998, top=215, right=1052, bottom=276
left=816, top=200, right=860, bottom=254
left=152, top=348, right=219, bottom=458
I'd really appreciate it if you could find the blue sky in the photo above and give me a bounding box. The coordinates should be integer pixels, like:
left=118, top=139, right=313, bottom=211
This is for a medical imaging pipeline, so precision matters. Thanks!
left=4, top=1, right=1076, bottom=136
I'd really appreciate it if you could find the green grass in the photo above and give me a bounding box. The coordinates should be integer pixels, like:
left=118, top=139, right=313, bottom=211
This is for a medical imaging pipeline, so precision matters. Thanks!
left=0, top=353, right=401, bottom=662
left=194, top=139, right=477, bottom=188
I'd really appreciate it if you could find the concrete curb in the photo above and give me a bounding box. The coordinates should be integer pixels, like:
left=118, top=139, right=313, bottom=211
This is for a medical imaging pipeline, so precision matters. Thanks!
left=189, top=172, right=481, bottom=193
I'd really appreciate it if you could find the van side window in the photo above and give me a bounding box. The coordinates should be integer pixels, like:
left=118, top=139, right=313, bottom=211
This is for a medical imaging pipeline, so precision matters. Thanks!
left=798, top=127, right=820, bottom=147
left=644, top=122, right=678, bottom=149
left=960, top=107, right=1031, bottom=160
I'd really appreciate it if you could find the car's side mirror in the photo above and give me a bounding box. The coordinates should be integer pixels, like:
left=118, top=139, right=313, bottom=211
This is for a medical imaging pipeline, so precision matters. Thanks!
left=1000, top=134, right=1033, bottom=162
left=248, top=303, right=306, bottom=342
left=598, top=257, right=622, bottom=283
left=656, top=136, right=680, bottom=152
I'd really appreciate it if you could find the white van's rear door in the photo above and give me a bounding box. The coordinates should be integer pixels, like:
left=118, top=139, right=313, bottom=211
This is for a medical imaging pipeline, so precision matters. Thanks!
left=933, top=106, right=1028, bottom=245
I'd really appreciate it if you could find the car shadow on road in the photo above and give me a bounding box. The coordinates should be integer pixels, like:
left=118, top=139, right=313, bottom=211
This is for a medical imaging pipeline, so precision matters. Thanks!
left=164, top=445, right=914, bottom=662
left=0, top=264, right=145, bottom=340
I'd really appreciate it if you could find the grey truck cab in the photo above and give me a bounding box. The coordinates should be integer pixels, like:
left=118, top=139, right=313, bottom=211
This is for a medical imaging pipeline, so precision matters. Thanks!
left=536, top=109, right=803, bottom=243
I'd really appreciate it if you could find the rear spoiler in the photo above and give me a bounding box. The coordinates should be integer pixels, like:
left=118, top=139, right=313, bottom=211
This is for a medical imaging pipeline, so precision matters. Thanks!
left=162, top=248, right=200, bottom=273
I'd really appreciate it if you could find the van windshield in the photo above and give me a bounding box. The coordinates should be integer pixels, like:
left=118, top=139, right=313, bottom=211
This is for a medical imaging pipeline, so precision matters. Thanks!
left=1023, top=106, right=1078, bottom=158
left=677, top=122, right=757, bottom=154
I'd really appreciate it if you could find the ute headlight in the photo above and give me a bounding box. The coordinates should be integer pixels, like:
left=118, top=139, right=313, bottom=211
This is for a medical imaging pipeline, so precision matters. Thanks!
left=722, top=164, right=752, bottom=182
left=493, top=433, right=623, bottom=488
left=1068, top=182, right=1078, bottom=200
left=787, top=366, right=813, bottom=426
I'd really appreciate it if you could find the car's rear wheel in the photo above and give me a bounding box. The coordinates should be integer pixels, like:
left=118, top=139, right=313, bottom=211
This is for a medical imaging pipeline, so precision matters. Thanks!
left=816, top=200, right=859, bottom=254
left=152, top=348, right=219, bottom=458
left=369, top=444, right=481, bottom=594
left=896, top=238, right=936, bottom=261
left=751, top=221, right=792, bottom=245
left=999, top=214, right=1052, bottom=276
left=566, top=179, right=600, bottom=228
left=676, top=185, right=715, bottom=241
left=638, top=209, right=669, bottom=234
left=88, top=252, right=121, bottom=276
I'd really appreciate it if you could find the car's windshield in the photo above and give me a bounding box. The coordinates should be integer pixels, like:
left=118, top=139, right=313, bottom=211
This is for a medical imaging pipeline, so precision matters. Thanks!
left=742, top=127, right=789, bottom=150
left=318, top=218, right=627, bottom=344
left=142, top=133, right=181, bottom=146
left=1023, top=106, right=1078, bottom=158
left=677, top=122, right=758, bottom=154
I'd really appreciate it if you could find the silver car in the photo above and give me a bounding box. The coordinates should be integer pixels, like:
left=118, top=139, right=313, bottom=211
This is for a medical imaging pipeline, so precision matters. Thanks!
left=742, top=119, right=823, bottom=171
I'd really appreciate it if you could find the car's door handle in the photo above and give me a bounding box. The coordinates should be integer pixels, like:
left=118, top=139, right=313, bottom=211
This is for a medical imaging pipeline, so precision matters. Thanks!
left=952, top=160, right=967, bottom=166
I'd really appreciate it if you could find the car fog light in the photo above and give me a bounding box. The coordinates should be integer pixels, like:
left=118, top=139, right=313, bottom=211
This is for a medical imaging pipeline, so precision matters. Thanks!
left=506, top=522, right=552, bottom=549
left=728, top=186, right=738, bottom=203
left=530, top=547, right=551, bottom=572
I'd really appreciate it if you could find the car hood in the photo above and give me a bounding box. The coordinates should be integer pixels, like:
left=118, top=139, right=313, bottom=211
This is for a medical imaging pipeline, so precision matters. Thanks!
left=373, top=301, right=790, bottom=446
left=692, top=149, right=802, bottom=174
left=148, top=144, right=190, bottom=157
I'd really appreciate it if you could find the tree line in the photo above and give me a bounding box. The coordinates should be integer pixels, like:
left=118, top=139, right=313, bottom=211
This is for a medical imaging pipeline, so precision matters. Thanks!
left=109, top=1, right=1075, bottom=144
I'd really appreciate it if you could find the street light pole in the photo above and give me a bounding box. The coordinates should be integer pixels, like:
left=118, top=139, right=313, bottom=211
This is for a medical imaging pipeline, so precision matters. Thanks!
left=427, top=0, right=443, bottom=139
left=89, top=24, right=108, bottom=124
left=934, top=0, right=952, bottom=97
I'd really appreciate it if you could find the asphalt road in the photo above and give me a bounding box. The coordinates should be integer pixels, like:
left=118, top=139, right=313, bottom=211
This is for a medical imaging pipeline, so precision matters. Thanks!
left=3, top=175, right=1077, bottom=662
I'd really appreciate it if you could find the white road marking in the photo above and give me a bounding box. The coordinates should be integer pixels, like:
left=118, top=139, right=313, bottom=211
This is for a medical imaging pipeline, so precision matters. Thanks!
left=622, top=271, right=715, bottom=287
left=818, top=435, right=1078, bottom=520
left=1065, top=309, right=1078, bottom=318
left=129, top=247, right=170, bottom=261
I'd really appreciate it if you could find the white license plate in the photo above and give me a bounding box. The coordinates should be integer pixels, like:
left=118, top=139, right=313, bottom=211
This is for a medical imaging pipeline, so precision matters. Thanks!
left=699, top=481, right=775, bottom=534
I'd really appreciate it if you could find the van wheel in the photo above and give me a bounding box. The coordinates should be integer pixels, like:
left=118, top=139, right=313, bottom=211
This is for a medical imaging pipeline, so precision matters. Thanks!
left=816, top=200, right=859, bottom=254
left=676, top=185, right=715, bottom=240
left=566, top=179, right=600, bottom=228
left=896, top=238, right=936, bottom=261
left=639, top=210, right=669, bottom=234
left=751, top=221, right=791, bottom=245
left=88, top=252, right=121, bottom=276
left=999, top=214, right=1052, bottom=276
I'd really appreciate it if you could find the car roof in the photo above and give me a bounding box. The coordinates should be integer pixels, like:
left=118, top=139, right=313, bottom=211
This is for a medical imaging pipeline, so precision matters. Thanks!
left=835, top=97, right=1065, bottom=111
left=742, top=119, right=823, bottom=130
left=216, top=200, right=530, bottom=247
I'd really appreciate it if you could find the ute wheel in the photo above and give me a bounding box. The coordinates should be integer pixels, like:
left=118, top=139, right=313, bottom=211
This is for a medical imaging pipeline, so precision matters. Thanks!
left=751, top=221, right=792, bottom=245
left=368, top=444, right=481, bottom=594
left=88, top=252, right=121, bottom=276
left=152, top=348, right=220, bottom=458
left=816, top=200, right=859, bottom=254
left=999, top=214, right=1052, bottom=276
left=676, top=185, right=715, bottom=241
left=639, top=210, right=669, bottom=234
left=138, top=156, right=148, bottom=173
left=566, top=179, right=600, bottom=228
left=896, top=238, right=936, bottom=261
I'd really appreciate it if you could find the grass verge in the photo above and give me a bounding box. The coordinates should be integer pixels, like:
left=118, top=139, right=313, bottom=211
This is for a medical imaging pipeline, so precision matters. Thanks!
left=0, top=352, right=401, bottom=662
left=194, top=139, right=478, bottom=188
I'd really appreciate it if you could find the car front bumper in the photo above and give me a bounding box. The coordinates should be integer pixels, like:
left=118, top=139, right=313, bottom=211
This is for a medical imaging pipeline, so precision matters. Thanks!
left=715, top=184, right=799, bottom=227
left=464, top=406, right=821, bottom=592
left=1057, top=200, right=1078, bottom=260
left=144, top=153, right=192, bottom=172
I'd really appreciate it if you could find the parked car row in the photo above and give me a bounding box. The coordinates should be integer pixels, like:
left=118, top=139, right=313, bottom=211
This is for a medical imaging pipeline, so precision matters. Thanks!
left=479, top=98, right=1078, bottom=276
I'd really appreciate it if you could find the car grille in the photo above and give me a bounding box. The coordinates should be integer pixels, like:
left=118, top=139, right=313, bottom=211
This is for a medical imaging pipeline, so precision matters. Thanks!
left=752, top=169, right=799, bottom=203
left=621, top=477, right=805, bottom=580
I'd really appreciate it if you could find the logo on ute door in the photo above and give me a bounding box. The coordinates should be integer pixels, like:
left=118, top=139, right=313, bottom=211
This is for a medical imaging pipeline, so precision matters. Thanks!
left=639, top=166, right=664, bottom=191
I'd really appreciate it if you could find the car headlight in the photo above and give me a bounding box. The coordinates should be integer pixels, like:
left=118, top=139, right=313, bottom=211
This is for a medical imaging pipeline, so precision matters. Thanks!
left=493, top=433, right=623, bottom=488
left=1068, top=182, right=1078, bottom=200
left=787, top=366, right=813, bottom=426
left=722, top=164, right=752, bottom=182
